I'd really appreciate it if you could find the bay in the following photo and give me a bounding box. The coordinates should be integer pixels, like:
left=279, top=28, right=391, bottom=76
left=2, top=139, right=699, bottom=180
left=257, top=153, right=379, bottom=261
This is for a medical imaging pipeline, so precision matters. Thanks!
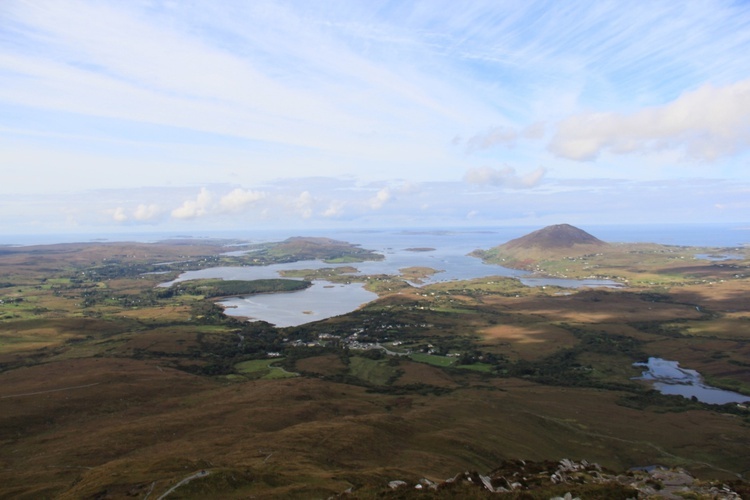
left=160, top=229, right=618, bottom=326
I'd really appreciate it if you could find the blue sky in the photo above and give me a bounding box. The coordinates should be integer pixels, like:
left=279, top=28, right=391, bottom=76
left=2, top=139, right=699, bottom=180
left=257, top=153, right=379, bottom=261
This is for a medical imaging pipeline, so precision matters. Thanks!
left=1, top=0, right=749, bottom=235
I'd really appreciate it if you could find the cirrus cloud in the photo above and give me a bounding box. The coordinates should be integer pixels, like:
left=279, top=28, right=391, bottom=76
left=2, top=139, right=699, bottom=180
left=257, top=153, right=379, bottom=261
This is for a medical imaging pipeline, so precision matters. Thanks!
left=464, top=166, right=547, bottom=189
left=462, top=122, right=547, bottom=154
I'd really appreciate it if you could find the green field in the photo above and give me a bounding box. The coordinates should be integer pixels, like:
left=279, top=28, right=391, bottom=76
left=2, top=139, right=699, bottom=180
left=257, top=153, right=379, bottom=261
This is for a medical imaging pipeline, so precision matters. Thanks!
left=175, top=278, right=311, bottom=298
left=1, top=238, right=749, bottom=498
left=455, top=362, right=494, bottom=372
left=348, top=355, right=399, bottom=385
left=409, top=352, right=456, bottom=367
left=234, top=358, right=297, bottom=379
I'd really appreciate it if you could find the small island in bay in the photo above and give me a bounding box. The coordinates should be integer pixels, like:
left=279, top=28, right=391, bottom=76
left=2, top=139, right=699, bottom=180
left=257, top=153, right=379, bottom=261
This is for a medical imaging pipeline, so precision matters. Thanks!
left=1, top=229, right=749, bottom=498
left=399, top=266, right=443, bottom=283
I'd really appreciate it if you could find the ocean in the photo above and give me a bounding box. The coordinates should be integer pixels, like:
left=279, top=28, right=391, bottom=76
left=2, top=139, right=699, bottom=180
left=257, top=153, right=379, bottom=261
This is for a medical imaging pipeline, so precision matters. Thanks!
left=148, top=223, right=747, bottom=327
left=2, top=223, right=749, bottom=248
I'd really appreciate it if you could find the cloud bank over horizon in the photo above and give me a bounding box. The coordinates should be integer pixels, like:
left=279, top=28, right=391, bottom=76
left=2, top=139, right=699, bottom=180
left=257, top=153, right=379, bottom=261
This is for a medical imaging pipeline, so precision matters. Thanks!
left=1, top=0, right=750, bottom=235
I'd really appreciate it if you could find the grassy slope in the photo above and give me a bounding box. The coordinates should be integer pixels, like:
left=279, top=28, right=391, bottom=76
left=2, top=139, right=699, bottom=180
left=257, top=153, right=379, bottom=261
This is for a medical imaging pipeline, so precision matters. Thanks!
left=0, top=240, right=749, bottom=497
left=1, top=363, right=747, bottom=498
left=175, top=278, right=311, bottom=298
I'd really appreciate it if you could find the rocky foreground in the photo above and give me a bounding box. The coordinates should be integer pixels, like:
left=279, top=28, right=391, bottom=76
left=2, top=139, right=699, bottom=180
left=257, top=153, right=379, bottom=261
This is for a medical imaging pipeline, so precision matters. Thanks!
left=364, top=459, right=747, bottom=499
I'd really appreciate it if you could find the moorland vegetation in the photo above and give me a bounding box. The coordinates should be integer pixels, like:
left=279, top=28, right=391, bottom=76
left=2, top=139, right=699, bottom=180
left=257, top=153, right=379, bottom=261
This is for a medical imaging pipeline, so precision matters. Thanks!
left=0, top=230, right=749, bottom=498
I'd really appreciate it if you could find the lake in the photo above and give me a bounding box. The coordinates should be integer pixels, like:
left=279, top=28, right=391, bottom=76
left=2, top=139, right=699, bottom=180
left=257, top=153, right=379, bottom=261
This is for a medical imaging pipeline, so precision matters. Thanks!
left=634, top=358, right=750, bottom=405
left=218, top=281, right=377, bottom=328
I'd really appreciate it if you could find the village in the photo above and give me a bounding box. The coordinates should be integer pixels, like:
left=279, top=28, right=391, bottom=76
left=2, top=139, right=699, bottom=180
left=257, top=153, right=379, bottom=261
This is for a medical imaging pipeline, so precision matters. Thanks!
left=279, top=326, right=454, bottom=359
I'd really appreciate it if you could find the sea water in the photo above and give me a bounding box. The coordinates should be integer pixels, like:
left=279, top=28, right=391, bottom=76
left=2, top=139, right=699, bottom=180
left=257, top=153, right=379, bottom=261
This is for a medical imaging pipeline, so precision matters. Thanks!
left=5, top=224, right=748, bottom=327
left=2, top=222, right=749, bottom=247
left=159, top=229, right=622, bottom=325
left=149, top=224, right=746, bottom=326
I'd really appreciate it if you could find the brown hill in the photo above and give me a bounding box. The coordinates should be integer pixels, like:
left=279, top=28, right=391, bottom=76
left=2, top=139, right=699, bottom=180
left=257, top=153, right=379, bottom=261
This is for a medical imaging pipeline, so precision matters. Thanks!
left=475, top=224, right=608, bottom=268
left=501, top=224, right=606, bottom=252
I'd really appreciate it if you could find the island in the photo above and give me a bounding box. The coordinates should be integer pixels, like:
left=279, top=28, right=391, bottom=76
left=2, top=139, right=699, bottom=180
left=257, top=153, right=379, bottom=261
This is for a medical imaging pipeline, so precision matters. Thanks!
left=0, top=229, right=748, bottom=498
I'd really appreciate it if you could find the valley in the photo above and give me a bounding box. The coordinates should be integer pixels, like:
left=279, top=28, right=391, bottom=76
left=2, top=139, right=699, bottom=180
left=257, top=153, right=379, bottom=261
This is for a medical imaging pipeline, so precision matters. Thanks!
left=0, top=229, right=749, bottom=498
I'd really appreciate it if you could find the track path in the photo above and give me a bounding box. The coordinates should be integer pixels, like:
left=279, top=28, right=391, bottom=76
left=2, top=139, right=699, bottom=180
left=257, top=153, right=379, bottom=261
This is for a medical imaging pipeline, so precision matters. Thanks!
left=0, top=383, right=100, bottom=399
left=156, top=470, right=210, bottom=500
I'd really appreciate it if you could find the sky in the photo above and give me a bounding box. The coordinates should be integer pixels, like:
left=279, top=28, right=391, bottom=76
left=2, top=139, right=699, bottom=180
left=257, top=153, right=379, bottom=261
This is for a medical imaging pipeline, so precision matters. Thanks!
left=1, top=0, right=750, bottom=236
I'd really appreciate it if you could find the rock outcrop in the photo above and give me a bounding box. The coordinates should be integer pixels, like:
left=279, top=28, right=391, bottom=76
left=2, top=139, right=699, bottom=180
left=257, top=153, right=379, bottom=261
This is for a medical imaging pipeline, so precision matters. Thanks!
left=376, top=459, right=746, bottom=498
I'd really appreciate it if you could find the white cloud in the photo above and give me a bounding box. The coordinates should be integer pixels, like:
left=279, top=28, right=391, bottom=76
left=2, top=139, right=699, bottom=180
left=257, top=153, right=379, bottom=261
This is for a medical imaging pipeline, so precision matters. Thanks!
left=110, top=207, right=128, bottom=222
left=133, top=203, right=162, bottom=221
left=369, top=188, right=391, bottom=209
left=464, top=166, right=547, bottom=188
left=107, top=203, right=162, bottom=224
left=550, top=79, right=750, bottom=162
left=323, top=200, right=345, bottom=218
left=4, top=1, right=750, bottom=231
left=171, top=188, right=213, bottom=219
left=171, top=186, right=266, bottom=219
left=294, top=191, right=314, bottom=219
left=219, top=188, right=266, bottom=212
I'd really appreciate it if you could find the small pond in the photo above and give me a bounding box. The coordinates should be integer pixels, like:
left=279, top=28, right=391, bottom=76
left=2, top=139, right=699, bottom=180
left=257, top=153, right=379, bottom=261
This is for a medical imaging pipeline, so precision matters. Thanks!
left=694, top=253, right=744, bottom=261
left=633, top=357, right=750, bottom=405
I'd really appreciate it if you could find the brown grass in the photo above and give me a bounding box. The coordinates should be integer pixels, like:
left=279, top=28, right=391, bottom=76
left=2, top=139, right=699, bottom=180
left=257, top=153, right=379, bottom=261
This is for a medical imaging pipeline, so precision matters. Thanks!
left=296, top=354, right=348, bottom=376
left=1, top=354, right=748, bottom=498
left=478, top=324, right=577, bottom=360
left=394, top=359, right=460, bottom=387
left=492, top=291, right=703, bottom=324
left=114, top=304, right=193, bottom=322
left=2, top=241, right=750, bottom=497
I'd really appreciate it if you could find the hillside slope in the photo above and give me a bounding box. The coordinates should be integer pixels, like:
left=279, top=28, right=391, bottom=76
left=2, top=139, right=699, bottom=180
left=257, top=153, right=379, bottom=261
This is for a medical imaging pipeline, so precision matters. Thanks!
left=502, top=224, right=606, bottom=251
left=474, top=224, right=608, bottom=268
